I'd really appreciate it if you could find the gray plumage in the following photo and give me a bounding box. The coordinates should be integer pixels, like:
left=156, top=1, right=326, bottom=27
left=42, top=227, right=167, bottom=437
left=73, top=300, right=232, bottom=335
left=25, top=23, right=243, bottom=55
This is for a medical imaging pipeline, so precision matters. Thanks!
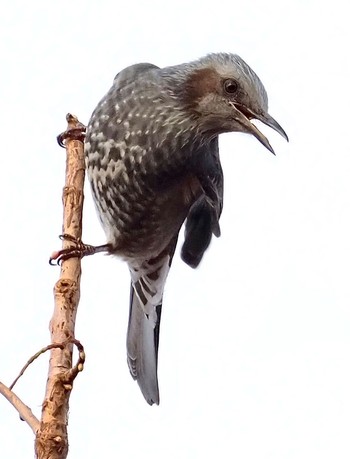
left=85, top=53, right=288, bottom=405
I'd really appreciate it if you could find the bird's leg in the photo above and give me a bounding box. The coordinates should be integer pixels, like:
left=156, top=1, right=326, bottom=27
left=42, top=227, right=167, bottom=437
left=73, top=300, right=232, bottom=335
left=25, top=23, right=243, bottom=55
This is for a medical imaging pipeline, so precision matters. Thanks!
left=49, top=234, right=112, bottom=266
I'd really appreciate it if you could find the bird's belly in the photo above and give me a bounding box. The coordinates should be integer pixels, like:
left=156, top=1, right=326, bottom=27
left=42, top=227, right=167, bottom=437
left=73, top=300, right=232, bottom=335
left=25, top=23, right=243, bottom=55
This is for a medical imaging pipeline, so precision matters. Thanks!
left=92, top=174, right=201, bottom=260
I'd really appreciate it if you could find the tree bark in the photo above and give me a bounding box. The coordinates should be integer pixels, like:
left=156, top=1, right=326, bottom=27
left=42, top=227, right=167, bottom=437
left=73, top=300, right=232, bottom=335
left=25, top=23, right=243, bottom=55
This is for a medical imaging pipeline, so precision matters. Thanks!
left=35, top=114, right=86, bottom=459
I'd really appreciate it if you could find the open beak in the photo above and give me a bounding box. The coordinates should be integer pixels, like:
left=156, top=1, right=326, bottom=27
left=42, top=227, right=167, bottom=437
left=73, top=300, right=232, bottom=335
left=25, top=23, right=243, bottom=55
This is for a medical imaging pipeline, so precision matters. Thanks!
left=230, top=102, right=288, bottom=154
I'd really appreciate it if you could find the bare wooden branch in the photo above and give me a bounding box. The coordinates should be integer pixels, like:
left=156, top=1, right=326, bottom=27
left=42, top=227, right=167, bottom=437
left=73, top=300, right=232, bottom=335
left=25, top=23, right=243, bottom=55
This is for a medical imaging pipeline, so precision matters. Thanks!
left=65, top=339, right=86, bottom=384
left=0, top=381, right=40, bottom=434
left=35, top=114, right=86, bottom=459
left=9, top=343, right=65, bottom=390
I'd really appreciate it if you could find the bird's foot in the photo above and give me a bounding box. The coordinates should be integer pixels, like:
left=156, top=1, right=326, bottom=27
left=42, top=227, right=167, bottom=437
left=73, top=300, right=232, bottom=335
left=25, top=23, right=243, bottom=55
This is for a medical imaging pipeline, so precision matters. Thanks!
left=49, top=234, right=111, bottom=266
left=57, top=123, right=86, bottom=148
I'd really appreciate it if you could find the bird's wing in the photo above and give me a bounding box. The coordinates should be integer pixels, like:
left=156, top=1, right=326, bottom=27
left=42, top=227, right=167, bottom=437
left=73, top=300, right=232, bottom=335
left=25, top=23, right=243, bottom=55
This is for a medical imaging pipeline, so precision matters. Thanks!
left=197, top=137, right=224, bottom=224
left=181, top=138, right=224, bottom=268
left=126, top=236, right=178, bottom=405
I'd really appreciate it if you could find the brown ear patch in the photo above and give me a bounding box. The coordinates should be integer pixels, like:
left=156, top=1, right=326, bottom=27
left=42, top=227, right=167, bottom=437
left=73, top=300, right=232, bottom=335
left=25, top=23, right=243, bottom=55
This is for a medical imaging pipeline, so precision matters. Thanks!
left=183, top=67, right=221, bottom=109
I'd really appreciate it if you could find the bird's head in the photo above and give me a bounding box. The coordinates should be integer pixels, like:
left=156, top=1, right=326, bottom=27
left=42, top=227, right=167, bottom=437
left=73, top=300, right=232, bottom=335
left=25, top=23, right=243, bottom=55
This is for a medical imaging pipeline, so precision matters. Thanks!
left=170, top=53, right=288, bottom=153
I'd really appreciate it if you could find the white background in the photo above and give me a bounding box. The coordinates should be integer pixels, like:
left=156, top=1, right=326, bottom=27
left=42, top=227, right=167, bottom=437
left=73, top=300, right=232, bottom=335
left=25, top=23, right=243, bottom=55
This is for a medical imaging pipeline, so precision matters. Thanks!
left=1, top=1, right=349, bottom=458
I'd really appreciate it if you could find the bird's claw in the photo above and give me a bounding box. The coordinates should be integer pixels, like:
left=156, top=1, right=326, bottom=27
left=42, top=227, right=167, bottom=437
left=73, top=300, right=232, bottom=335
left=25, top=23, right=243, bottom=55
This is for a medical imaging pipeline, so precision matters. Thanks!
left=49, top=234, right=111, bottom=265
left=49, top=247, right=83, bottom=266
left=49, top=234, right=96, bottom=266
left=57, top=126, right=86, bottom=148
left=59, top=233, right=79, bottom=243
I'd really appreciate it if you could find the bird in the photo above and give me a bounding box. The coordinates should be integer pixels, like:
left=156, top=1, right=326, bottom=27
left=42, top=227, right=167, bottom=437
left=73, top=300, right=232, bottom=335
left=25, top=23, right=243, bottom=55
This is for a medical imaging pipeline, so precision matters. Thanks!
left=83, top=53, right=288, bottom=405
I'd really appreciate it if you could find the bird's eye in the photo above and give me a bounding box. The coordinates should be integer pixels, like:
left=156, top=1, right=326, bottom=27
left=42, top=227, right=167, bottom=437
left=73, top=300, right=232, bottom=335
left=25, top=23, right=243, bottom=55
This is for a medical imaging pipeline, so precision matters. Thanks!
left=223, top=79, right=238, bottom=94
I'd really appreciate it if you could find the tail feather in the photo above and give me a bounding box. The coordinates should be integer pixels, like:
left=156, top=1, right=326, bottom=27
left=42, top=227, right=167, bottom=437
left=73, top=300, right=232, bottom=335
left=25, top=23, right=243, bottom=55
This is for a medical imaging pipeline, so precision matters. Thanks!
left=126, top=237, right=178, bottom=405
left=127, top=286, right=161, bottom=405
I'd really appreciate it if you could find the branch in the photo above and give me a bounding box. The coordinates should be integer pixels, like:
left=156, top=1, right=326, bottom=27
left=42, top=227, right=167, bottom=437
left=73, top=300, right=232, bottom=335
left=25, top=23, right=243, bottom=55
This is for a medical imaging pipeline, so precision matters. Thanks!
left=0, top=381, right=40, bottom=434
left=64, top=339, right=86, bottom=384
left=35, top=114, right=86, bottom=459
left=9, top=343, right=65, bottom=390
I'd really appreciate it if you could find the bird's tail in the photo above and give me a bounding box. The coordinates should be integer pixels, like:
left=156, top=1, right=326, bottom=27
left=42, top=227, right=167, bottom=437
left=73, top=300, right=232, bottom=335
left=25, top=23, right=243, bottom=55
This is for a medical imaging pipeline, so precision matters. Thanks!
left=126, top=237, right=178, bottom=405
left=127, top=284, right=162, bottom=405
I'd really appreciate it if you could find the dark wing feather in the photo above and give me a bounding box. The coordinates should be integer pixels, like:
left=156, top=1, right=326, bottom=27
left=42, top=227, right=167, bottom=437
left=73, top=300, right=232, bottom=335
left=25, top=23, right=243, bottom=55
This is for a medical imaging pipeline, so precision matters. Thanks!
left=181, top=138, right=223, bottom=268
